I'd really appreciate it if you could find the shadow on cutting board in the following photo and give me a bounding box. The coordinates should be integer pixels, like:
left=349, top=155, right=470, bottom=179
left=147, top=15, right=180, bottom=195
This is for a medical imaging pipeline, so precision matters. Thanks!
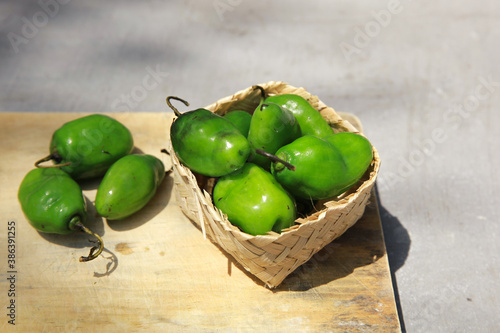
left=278, top=187, right=410, bottom=293
left=38, top=194, right=106, bottom=249
left=275, top=199, right=408, bottom=292
left=38, top=193, right=120, bottom=277
left=201, top=193, right=411, bottom=294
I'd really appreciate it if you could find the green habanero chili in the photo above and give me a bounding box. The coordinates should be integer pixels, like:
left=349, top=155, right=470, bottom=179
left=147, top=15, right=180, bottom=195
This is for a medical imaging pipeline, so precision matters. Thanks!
left=18, top=167, right=103, bottom=262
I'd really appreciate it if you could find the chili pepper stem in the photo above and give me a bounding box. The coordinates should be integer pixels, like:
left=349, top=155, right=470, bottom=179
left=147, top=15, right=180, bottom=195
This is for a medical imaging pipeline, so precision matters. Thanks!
left=252, top=85, right=267, bottom=103
left=34, top=154, right=72, bottom=168
left=166, top=96, right=190, bottom=118
left=75, top=221, right=104, bottom=262
left=255, top=149, right=295, bottom=171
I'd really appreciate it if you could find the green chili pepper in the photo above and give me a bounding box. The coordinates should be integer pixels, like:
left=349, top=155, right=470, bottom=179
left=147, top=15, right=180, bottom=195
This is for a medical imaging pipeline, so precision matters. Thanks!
left=323, top=132, right=373, bottom=194
left=247, top=102, right=301, bottom=170
left=213, top=163, right=296, bottom=236
left=18, top=168, right=103, bottom=262
left=168, top=96, right=251, bottom=177
left=271, top=133, right=374, bottom=200
left=264, top=94, right=334, bottom=138
left=95, top=154, right=166, bottom=220
left=271, top=135, right=348, bottom=200
left=223, top=110, right=252, bottom=137
left=35, top=114, right=134, bottom=180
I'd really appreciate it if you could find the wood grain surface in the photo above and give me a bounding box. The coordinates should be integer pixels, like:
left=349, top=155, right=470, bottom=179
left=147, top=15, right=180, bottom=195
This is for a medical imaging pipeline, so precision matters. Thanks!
left=0, top=112, right=400, bottom=332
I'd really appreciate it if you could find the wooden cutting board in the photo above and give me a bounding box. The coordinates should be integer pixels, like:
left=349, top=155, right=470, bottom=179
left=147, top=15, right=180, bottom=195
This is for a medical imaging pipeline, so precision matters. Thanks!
left=0, top=112, right=400, bottom=332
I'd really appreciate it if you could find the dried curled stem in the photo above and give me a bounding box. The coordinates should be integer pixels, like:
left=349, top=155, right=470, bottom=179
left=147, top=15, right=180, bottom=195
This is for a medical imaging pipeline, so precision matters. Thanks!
left=166, top=96, right=190, bottom=117
left=75, top=221, right=104, bottom=262
left=34, top=154, right=72, bottom=168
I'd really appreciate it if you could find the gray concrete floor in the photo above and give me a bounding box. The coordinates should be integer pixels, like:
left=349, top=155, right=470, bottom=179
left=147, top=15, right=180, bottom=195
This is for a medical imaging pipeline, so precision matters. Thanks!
left=2, top=1, right=500, bottom=331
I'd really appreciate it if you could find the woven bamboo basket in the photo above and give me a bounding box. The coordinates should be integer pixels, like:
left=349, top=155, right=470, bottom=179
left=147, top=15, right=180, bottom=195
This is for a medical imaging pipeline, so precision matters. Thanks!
left=166, top=81, right=381, bottom=288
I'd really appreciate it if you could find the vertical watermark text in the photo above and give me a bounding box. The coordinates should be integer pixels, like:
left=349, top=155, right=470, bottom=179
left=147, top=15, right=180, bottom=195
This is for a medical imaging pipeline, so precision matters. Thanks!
left=6, top=220, right=17, bottom=326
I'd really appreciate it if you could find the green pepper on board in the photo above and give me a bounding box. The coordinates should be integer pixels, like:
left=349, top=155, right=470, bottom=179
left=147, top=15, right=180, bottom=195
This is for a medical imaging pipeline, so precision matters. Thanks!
left=95, top=154, right=166, bottom=220
left=264, top=94, right=334, bottom=138
left=18, top=168, right=103, bottom=262
left=247, top=102, right=301, bottom=170
left=35, top=114, right=134, bottom=180
left=168, top=96, right=251, bottom=177
left=213, top=163, right=296, bottom=236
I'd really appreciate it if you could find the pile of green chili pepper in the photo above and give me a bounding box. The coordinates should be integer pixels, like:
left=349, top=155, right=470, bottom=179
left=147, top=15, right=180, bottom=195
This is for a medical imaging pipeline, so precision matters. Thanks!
left=18, top=114, right=166, bottom=262
left=169, top=86, right=374, bottom=236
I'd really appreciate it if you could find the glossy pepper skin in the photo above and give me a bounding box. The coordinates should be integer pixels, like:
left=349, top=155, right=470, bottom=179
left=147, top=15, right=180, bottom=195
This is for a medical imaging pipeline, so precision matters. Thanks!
left=247, top=103, right=301, bottom=170
left=271, top=135, right=348, bottom=200
left=95, top=154, right=165, bottom=220
left=170, top=108, right=251, bottom=177
left=213, top=163, right=296, bottom=236
left=47, top=114, right=134, bottom=180
left=223, top=110, right=252, bottom=137
left=264, top=94, right=334, bottom=138
left=323, top=132, right=373, bottom=194
left=18, top=168, right=87, bottom=234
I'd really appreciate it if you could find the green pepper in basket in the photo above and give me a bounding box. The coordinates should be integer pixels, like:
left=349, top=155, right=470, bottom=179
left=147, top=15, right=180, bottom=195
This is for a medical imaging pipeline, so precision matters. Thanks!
left=223, top=110, right=252, bottom=137
left=247, top=102, right=301, bottom=171
left=213, top=163, right=296, bottom=236
left=264, top=94, right=334, bottom=138
left=168, top=96, right=251, bottom=177
left=271, top=135, right=348, bottom=200
left=323, top=132, right=373, bottom=194
left=271, top=134, right=373, bottom=200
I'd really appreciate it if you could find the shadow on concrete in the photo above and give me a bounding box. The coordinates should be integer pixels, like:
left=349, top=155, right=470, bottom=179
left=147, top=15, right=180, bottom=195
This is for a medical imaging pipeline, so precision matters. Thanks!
left=376, top=184, right=411, bottom=333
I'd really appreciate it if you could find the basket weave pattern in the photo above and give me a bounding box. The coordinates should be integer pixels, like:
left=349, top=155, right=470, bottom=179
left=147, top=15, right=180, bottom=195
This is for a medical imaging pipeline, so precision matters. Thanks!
left=167, top=81, right=381, bottom=288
